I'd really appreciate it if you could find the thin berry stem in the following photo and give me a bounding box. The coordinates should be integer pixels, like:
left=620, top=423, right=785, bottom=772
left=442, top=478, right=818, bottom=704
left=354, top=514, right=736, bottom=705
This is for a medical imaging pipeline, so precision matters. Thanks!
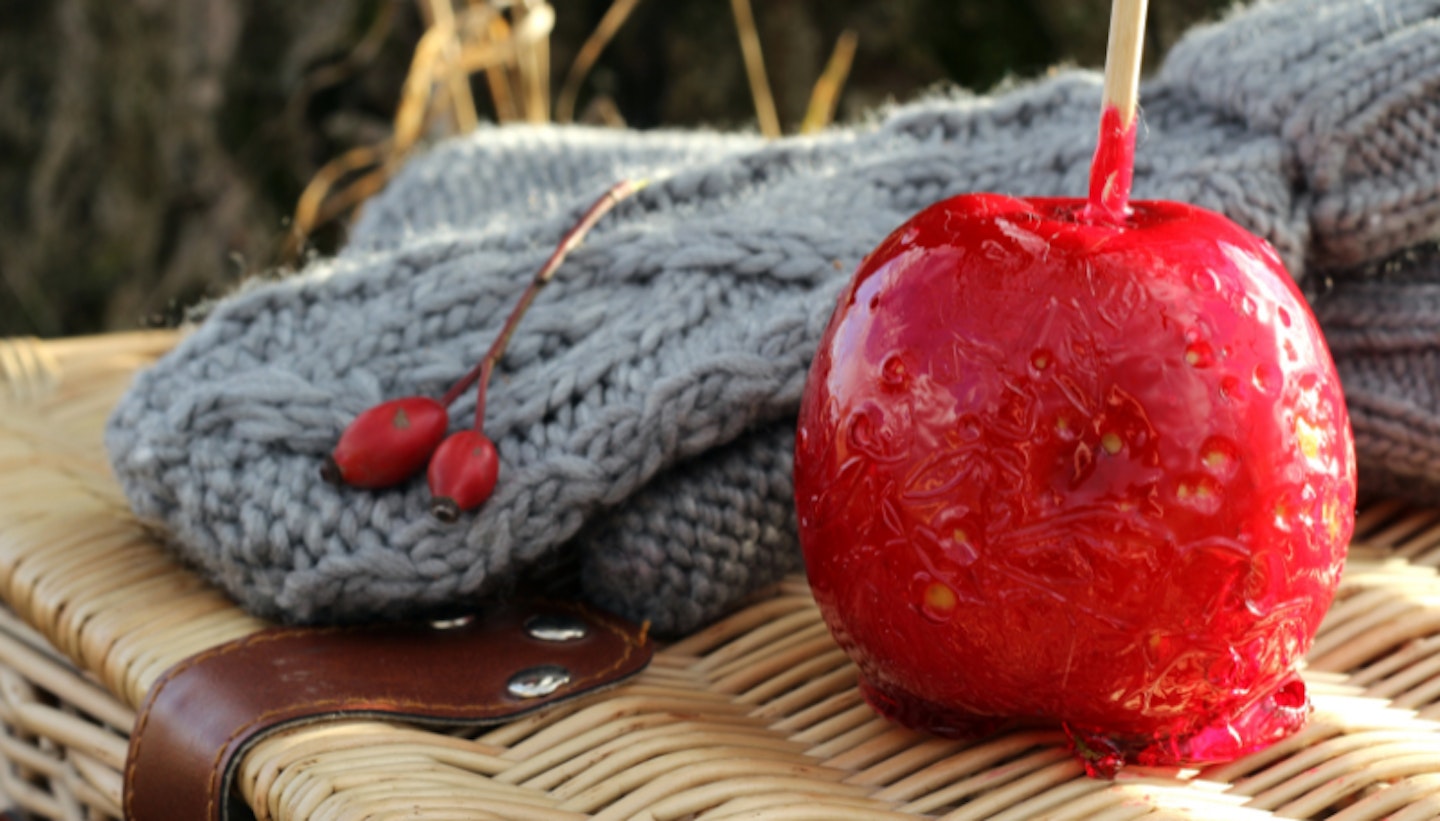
left=473, top=359, right=493, bottom=430
left=439, top=177, right=649, bottom=411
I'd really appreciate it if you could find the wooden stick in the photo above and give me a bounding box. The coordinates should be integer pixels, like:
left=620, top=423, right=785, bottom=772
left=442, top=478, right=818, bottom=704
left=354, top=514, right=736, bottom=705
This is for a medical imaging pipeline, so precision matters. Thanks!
left=1100, top=0, right=1149, bottom=129
left=1086, top=0, right=1149, bottom=220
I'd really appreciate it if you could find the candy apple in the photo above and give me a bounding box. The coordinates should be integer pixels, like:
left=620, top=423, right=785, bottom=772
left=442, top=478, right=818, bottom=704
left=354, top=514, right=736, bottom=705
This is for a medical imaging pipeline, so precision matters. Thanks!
left=794, top=188, right=1355, bottom=774
left=793, top=0, right=1356, bottom=775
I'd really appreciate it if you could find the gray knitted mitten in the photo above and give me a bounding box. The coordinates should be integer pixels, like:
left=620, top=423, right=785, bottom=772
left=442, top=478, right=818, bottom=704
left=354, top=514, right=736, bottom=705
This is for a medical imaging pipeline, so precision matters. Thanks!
left=1315, top=244, right=1440, bottom=505
left=106, top=0, right=1440, bottom=635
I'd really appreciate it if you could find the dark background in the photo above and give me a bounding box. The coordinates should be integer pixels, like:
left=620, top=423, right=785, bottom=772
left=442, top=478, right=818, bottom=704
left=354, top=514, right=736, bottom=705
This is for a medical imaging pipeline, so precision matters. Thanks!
left=0, top=0, right=1229, bottom=338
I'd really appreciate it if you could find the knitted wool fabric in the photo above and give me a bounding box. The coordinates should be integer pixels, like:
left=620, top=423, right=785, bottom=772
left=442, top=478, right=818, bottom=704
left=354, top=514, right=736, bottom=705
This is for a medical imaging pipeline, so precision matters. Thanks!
left=106, top=0, right=1440, bottom=634
left=1315, top=243, right=1440, bottom=505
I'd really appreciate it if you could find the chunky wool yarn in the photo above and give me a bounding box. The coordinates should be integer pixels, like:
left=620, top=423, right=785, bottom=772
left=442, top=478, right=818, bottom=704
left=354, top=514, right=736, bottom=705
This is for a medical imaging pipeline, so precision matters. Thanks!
left=107, top=0, right=1440, bottom=634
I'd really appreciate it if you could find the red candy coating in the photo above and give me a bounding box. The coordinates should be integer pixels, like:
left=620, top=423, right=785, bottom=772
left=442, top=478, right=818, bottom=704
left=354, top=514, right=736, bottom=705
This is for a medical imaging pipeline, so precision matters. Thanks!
left=794, top=192, right=1356, bottom=773
left=427, top=429, right=501, bottom=522
left=323, top=397, right=449, bottom=489
left=1085, top=106, right=1136, bottom=222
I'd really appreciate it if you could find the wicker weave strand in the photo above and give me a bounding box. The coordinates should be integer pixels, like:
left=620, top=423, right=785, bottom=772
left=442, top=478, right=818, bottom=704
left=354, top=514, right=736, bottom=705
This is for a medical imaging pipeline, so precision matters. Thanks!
left=4, top=333, right=1440, bottom=819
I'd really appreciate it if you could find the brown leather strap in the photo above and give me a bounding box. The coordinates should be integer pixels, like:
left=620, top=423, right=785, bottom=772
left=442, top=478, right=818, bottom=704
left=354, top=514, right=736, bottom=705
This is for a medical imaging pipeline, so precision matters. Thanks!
left=124, top=600, right=651, bottom=821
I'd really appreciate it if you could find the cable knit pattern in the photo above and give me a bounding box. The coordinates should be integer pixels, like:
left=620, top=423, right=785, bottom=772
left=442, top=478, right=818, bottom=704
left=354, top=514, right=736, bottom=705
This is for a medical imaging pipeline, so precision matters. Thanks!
left=1314, top=244, right=1440, bottom=504
left=106, top=0, right=1440, bottom=634
left=1158, top=0, right=1440, bottom=270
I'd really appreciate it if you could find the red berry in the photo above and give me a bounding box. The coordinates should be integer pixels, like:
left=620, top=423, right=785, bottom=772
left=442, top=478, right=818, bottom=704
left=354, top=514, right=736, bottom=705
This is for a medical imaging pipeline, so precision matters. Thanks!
left=427, top=430, right=500, bottom=522
left=321, top=181, right=645, bottom=511
left=795, top=192, right=1356, bottom=772
left=322, top=397, right=448, bottom=489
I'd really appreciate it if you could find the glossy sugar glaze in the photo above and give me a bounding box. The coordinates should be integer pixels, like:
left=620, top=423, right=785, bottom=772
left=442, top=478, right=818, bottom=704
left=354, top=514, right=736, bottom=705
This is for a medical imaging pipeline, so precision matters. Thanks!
left=794, top=192, right=1356, bottom=774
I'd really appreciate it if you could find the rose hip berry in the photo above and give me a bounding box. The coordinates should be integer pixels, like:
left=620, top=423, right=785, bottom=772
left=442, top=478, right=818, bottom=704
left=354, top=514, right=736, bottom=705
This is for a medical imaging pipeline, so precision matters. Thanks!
left=427, top=430, right=500, bottom=523
left=321, top=397, right=448, bottom=489
left=323, top=179, right=646, bottom=519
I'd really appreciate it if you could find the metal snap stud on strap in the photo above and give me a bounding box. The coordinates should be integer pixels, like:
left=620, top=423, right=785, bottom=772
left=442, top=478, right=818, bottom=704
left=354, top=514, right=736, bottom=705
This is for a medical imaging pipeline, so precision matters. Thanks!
left=124, top=600, right=651, bottom=821
left=508, top=664, right=574, bottom=698
left=524, top=613, right=589, bottom=642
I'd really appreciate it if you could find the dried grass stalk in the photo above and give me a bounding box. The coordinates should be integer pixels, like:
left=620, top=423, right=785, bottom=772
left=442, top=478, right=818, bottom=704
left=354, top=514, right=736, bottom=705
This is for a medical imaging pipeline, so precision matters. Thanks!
left=427, top=0, right=481, bottom=133
left=556, top=0, right=645, bottom=125
left=283, top=0, right=862, bottom=261
left=801, top=30, right=858, bottom=135
left=728, top=0, right=781, bottom=138
left=513, top=2, right=555, bottom=123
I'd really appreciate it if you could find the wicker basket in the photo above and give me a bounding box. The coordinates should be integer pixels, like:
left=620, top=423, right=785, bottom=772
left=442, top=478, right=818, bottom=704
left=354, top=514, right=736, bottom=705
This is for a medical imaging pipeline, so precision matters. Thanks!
left=2, top=331, right=1440, bottom=820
